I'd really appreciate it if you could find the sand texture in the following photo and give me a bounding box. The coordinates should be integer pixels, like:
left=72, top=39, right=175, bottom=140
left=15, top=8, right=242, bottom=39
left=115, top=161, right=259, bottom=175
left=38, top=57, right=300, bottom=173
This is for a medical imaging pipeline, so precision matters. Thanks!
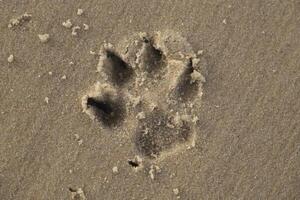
left=0, top=0, right=299, bottom=199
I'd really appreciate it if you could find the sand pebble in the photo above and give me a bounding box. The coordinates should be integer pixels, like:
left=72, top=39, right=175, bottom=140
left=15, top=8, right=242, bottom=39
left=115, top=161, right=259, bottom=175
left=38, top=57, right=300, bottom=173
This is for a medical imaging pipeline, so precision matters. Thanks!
left=77, top=9, right=84, bottom=16
left=38, top=34, right=50, bottom=43
left=173, top=188, right=181, bottom=198
left=48, top=71, right=53, bottom=75
left=78, top=139, right=83, bottom=145
left=61, top=75, right=67, bottom=80
left=7, top=54, right=14, bottom=63
left=222, top=19, right=227, bottom=24
left=112, top=166, right=118, bottom=174
left=89, top=50, right=96, bottom=55
left=197, top=50, right=204, bottom=55
left=74, top=134, right=83, bottom=145
left=74, top=134, right=80, bottom=140
left=62, top=19, right=73, bottom=29
left=83, top=23, right=89, bottom=31
left=173, top=188, right=179, bottom=195
left=44, top=97, right=49, bottom=104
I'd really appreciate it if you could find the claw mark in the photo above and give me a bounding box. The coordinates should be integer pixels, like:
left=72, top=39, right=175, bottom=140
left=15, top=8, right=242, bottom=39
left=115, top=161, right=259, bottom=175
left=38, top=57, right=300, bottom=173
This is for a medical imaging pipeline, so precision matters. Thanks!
left=172, top=59, right=199, bottom=100
left=98, top=49, right=133, bottom=86
left=82, top=83, right=125, bottom=127
left=138, top=37, right=165, bottom=73
left=85, top=97, right=124, bottom=127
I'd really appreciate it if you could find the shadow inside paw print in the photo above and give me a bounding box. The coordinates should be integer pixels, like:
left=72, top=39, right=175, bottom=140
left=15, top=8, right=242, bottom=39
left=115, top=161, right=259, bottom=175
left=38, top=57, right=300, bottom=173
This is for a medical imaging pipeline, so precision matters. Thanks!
left=82, top=83, right=126, bottom=127
left=85, top=95, right=125, bottom=127
left=139, top=37, right=166, bottom=73
left=100, top=49, right=133, bottom=86
left=82, top=31, right=205, bottom=160
left=169, top=58, right=200, bottom=102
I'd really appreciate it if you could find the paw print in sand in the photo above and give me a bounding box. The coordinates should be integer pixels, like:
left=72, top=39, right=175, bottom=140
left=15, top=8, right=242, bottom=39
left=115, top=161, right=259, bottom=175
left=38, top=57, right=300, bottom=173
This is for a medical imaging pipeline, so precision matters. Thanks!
left=82, top=31, right=206, bottom=160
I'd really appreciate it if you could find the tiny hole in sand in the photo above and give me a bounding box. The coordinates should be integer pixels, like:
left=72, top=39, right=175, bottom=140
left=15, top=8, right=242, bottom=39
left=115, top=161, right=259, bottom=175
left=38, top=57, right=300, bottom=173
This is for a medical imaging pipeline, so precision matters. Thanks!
left=68, top=187, right=76, bottom=192
left=87, top=98, right=113, bottom=115
left=128, top=160, right=139, bottom=168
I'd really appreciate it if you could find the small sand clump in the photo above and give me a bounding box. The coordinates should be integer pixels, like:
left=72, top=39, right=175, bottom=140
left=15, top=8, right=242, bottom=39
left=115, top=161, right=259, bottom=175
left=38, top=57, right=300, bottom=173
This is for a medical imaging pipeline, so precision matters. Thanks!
left=190, top=70, right=205, bottom=83
left=62, top=19, right=73, bottom=29
left=7, top=54, right=14, bottom=63
left=72, top=26, right=81, bottom=36
left=70, top=188, right=86, bottom=200
left=197, top=50, right=204, bottom=55
left=173, top=188, right=180, bottom=198
left=38, top=34, right=50, bottom=43
left=83, top=24, right=89, bottom=31
left=77, top=9, right=84, bottom=16
left=44, top=97, right=49, bottom=104
left=8, top=12, right=32, bottom=28
left=149, top=165, right=161, bottom=180
left=112, top=166, right=118, bottom=174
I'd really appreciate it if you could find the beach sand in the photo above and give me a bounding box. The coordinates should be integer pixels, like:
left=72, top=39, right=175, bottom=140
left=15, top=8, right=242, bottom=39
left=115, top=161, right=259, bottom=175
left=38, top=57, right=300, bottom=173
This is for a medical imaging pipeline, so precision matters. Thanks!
left=0, top=0, right=299, bottom=199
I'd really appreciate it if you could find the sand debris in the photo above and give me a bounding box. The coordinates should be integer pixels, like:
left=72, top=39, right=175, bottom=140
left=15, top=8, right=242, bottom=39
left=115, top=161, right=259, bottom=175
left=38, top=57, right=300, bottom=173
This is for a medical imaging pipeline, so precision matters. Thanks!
left=173, top=188, right=180, bottom=198
left=44, top=97, right=49, bottom=104
left=112, top=166, right=119, bottom=174
left=7, top=54, right=14, bottom=63
left=62, top=19, right=73, bottom=29
left=74, top=134, right=83, bottom=145
left=197, top=50, right=204, bottom=55
left=77, top=9, right=84, bottom=16
left=190, top=70, right=205, bottom=83
left=61, top=75, right=67, bottom=80
left=48, top=71, right=53, bottom=75
left=136, top=112, right=146, bottom=120
left=192, top=57, right=200, bottom=66
left=71, top=26, right=81, bottom=36
left=83, top=23, right=89, bottom=31
left=69, top=188, right=86, bottom=200
left=78, top=139, right=83, bottom=145
left=89, top=50, right=96, bottom=55
left=8, top=12, right=31, bottom=28
left=149, top=165, right=161, bottom=180
left=38, top=34, right=50, bottom=43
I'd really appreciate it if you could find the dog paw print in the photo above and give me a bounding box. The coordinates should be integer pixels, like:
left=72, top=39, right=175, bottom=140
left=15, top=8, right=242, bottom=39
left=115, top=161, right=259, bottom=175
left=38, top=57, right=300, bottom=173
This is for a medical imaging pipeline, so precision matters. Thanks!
left=82, top=31, right=206, bottom=160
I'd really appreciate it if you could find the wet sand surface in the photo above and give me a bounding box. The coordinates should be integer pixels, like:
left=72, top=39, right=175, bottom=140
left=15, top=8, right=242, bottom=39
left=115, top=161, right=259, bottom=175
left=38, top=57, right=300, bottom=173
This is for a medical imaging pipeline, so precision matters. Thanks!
left=0, top=0, right=299, bottom=199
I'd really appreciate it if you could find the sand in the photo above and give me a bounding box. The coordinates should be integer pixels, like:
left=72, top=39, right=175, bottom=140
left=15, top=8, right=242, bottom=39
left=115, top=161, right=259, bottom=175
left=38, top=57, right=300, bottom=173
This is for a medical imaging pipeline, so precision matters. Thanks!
left=0, top=0, right=299, bottom=199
